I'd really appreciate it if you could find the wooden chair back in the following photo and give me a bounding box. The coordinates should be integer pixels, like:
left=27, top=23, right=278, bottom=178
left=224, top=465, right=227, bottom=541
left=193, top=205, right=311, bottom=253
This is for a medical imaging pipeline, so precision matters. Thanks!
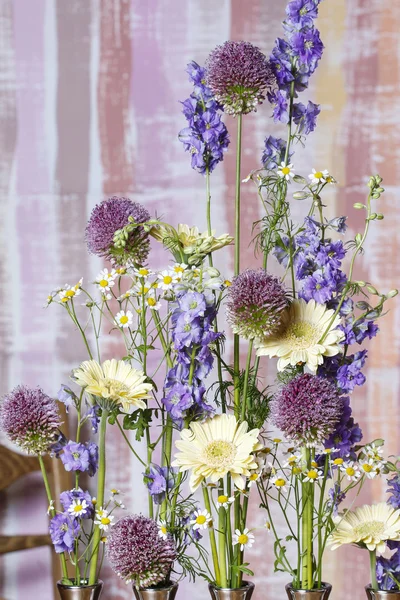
left=0, top=403, right=72, bottom=598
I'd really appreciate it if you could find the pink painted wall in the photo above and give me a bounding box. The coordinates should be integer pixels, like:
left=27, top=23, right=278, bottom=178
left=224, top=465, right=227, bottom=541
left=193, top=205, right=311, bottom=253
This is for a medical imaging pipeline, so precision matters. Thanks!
left=1, top=1, right=399, bottom=599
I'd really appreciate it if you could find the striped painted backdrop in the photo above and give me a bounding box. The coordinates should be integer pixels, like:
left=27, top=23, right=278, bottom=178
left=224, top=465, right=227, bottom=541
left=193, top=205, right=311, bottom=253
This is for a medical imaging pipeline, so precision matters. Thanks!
left=0, top=1, right=399, bottom=599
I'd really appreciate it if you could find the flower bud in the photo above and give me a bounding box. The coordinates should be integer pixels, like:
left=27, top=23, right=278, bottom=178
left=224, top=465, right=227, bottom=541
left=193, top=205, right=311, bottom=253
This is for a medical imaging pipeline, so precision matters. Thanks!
left=366, top=285, right=378, bottom=295
left=388, top=289, right=399, bottom=298
left=376, top=214, right=384, bottom=220
left=355, top=233, right=363, bottom=245
left=293, top=191, right=310, bottom=200
left=353, top=203, right=365, bottom=209
left=355, top=280, right=366, bottom=287
left=293, top=175, right=307, bottom=185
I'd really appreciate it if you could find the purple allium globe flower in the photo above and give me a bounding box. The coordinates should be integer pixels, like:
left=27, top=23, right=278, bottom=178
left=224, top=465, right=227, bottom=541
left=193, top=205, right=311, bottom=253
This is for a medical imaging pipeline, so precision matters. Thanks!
left=272, top=374, right=342, bottom=446
left=106, top=515, right=176, bottom=587
left=226, top=269, right=288, bottom=340
left=49, top=512, right=80, bottom=553
left=206, top=41, right=276, bottom=115
left=85, top=196, right=151, bottom=267
left=0, top=385, right=62, bottom=454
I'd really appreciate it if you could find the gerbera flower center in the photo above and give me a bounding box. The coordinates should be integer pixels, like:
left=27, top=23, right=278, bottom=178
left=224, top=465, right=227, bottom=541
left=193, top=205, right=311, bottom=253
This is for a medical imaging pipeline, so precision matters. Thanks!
left=238, top=534, right=249, bottom=545
left=354, top=521, right=385, bottom=539
left=100, top=378, right=130, bottom=399
left=283, top=320, right=321, bottom=349
left=202, top=440, right=236, bottom=470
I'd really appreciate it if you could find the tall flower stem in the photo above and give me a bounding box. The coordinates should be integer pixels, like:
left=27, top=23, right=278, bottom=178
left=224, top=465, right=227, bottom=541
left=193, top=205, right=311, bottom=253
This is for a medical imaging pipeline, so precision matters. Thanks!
left=370, top=550, right=378, bottom=591
left=301, top=446, right=314, bottom=589
left=317, top=457, right=329, bottom=587
left=233, top=114, right=243, bottom=418
left=38, top=455, right=69, bottom=582
left=89, top=409, right=108, bottom=585
left=240, top=339, right=253, bottom=422
left=203, top=485, right=221, bottom=586
left=218, top=481, right=228, bottom=588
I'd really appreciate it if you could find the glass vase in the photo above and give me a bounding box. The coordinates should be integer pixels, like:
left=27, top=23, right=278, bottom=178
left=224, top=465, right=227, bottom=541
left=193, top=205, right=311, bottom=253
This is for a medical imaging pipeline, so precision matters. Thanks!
left=365, top=586, right=400, bottom=599
left=132, top=582, right=179, bottom=600
left=285, top=582, right=332, bottom=600
left=57, top=580, right=103, bottom=600
left=208, top=581, right=255, bottom=600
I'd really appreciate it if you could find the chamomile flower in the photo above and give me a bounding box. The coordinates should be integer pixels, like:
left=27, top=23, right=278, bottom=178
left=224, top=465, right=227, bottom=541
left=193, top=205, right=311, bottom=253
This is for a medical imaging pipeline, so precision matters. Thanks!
left=94, top=508, right=114, bottom=531
left=115, top=310, right=133, bottom=329
left=158, top=270, right=177, bottom=290
left=59, top=279, right=83, bottom=303
left=68, top=499, right=89, bottom=517
left=171, top=263, right=188, bottom=278
left=133, top=267, right=153, bottom=279
left=118, top=290, right=134, bottom=301
left=277, top=162, right=295, bottom=181
left=333, top=457, right=344, bottom=466
left=158, top=520, right=168, bottom=540
left=95, top=268, right=116, bottom=292
left=110, top=488, right=120, bottom=496
left=308, top=169, right=329, bottom=185
left=340, top=461, right=361, bottom=482
left=272, top=475, right=288, bottom=493
left=247, top=472, right=260, bottom=487
left=217, top=494, right=235, bottom=509
left=264, top=521, right=271, bottom=533
left=284, top=451, right=302, bottom=469
left=144, top=295, right=161, bottom=311
left=364, top=443, right=385, bottom=462
left=233, top=528, right=255, bottom=551
left=190, top=509, right=212, bottom=531
left=303, top=469, right=323, bottom=483
left=323, top=447, right=339, bottom=456
left=359, top=459, right=379, bottom=479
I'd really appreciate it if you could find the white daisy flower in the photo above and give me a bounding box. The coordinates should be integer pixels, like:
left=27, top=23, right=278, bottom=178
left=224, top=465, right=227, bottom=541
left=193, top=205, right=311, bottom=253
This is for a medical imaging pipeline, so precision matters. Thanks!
left=264, top=521, right=272, bottom=533
left=158, top=521, right=168, bottom=540
left=247, top=472, right=261, bottom=487
left=340, top=461, right=361, bottom=482
left=144, top=295, right=161, bottom=311
left=277, top=162, right=295, bottom=181
left=190, top=509, right=212, bottom=531
left=359, top=459, right=379, bottom=479
left=217, top=494, right=235, bottom=509
left=158, top=270, right=177, bottom=290
left=284, top=451, right=302, bottom=469
left=272, top=476, right=289, bottom=493
left=68, top=499, right=89, bottom=517
left=133, top=267, right=153, bottom=279
left=233, top=528, right=255, bottom=551
left=110, top=488, right=120, bottom=496
left=171, top=263, right=188, bottom=277
left=115, top=310, right=133, bottom=328
left=303, top=469, right=323, bottom=484
left=323, top=447, right=339, bottom=456
left=58, top=279, right=83, bottom=303
left=308, top=169, right=329, bottom=185
left=364, top=443, right=385, bottom=462
left=94, top=508, right=114, bottom=531
left=95, top=268, right=116, bottom=291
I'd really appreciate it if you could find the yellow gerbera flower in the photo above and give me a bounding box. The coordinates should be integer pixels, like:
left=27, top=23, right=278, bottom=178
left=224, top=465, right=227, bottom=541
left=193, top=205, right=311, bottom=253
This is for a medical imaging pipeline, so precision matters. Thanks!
left=172, top=413, right=260, bottom=492
left=255, top=298, right=344, bottom=373
left=74, top=359, right=152, bottom=413
left=328, top=503, right=400, bottom=553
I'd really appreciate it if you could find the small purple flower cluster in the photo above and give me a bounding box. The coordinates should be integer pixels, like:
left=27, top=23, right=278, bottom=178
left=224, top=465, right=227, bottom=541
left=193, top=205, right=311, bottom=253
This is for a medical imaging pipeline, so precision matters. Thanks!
left=60, top=440, right=98, bottom=477
left=49, top=487, right=93, bottom=553
left=144, top=464, right=177, bottom=505
left=162, top=291, right=220, bottom=428
left=179, top=61, right=230, bottom=174
left=377, top=549, right=400, bottom=591
left=387, top=475, right=400, bottom=510
left=324, top=396, right=362, bottom=459
left=319, top=350, right=368, bottom=395
left=327, top=483, right=346, bottom=517
left=263, top=0, right=323, bottom=165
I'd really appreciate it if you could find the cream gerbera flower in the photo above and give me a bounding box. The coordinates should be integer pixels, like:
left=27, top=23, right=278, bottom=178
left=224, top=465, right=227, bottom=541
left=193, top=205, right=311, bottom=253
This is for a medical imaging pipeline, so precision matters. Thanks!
left=172, top=413, right=260, bottom=492
left=328, top=503, right=400, bottom=552
left=255, top=299, right=344, bottom=373
left=74, top=359, right=152, bottom=413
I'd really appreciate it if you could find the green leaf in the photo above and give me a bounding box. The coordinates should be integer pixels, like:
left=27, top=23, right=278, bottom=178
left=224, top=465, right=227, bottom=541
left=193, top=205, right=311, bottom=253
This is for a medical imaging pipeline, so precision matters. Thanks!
left=136, top=344, right=155, bottom=353
left=107, top=412, right=117, bottom=425
left=123, top=409, right=153, bottom=441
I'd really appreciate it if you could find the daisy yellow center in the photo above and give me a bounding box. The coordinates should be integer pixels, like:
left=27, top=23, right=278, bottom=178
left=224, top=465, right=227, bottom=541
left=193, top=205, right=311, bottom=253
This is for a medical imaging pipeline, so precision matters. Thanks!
left=275, top=478, right=286, bottom=488
left=307, top=470, right=318, bottom=480
left=346, top=467, right=356, bottom=476
left=163, top=276, right=173, bottom=284
left=111, top=489, right=119, bottom=494
left=283, top=320, right=321, bottom=349
left=353, top=520, right=385, bottom=539
left=119, top=315, right=129, bottom=324
left=196, top=515, right=207, bottom=525
left=273, top=438, right=282, bottom=444
left=161, top=526, right=167, bottom=534
left=99, top=279, right=108, bottom=288
left=238, top=534, right=249, bottom=545
left=288, top=456, right=297, bottom=465
left=224, top=280, right=232, bottom=287
left=292, top=467, right=302, bottom=475
left=174, top=266, right=185, bottom=273
left=249, top=473, right=258, bottom=481
left=311, top=461, right=318, bottom=468
left=100, top=378, right=129, bottom=399
left=143, top=286, right=150, bottom=293
left=281, top=167, right=290, bottom=175
left=314, top=171, right=324, bottom=179
left=334, top=458, right=344, bottom=465
left=65, top=290, right=75, bottom=297
left=202, top=440, right=236, bottom=470
left=73, top=504, right=83, bottom=513
left=362, top=464, right=373, bottom=473
left=147, top=297, right=157, bottom=307
left=101, top=517, right=111, bottom=525
left=218, top=495, right=228, bottom=504
left=139, top=269, right=149, bottom=276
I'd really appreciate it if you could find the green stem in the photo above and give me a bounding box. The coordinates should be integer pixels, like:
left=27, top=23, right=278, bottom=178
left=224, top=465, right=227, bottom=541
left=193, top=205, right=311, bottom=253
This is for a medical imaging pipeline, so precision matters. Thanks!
left=233, top=113, right=243, bottom=418
left=317, top=457, right=329, bottom=587
left=116, top=418, right=146, bottom=467
left=370, top=550, right=378, bottom=591
left=146, top=428, right=154, bottom=519
left=89, top=409, right=108, bottom=585
left=203, top=486, right=221, bottom=586
left=69, top=301, right=93, bottom=359
left=240, top=339, right=253, bottom=422
left=218, top=483, right=228, bottom=588
left=38, top=455, right=69, bottom=582
left=301, top=447, right=314, bottom=589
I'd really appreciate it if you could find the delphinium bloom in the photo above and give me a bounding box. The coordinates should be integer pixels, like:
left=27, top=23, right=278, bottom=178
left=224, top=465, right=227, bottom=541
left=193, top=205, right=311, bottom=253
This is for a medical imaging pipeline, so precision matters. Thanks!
left=0, top=386, right=62, bottom=454
left=388, top=476, right=400, bottom=510
left=145, top=464, right=177, bottom=505
left=73, top=359, right=153, bottom=413
left=50, top=512, right=81, bottom=553
left=272, top=373, right=343, bottom=446
left=106, top=515, right=176, bottom=586
left=377, top=548, right=400, bottom=591
left=172, top=413, right=260, bottom=492
left=179, top=61, right=230, bottom=174
left=255, top=298, right=344, bottom=373
left=162, top=291, right=220, bottom=427
left=206, top=41, right=275, bottom=116
left=60, top=440, right=98, bottom=476
left=324, top=396, right=362, bottom=459
left=226, top=269, right=288, bottom=340
left=85, top=196, right=151, bottom=267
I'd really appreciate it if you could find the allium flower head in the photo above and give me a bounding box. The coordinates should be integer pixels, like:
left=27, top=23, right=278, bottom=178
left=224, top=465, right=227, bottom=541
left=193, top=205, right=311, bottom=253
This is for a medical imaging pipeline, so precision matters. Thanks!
left=0, top=386, right=62, bottom=454
left=206, top=41, right=276, bottom=115
left=272, top=373, right=342, bottom=446
left=106, top=515, right=176, bottom=587
left=227, top=269, right=287, bottom=340
left=85, top=196, right=151, bottom=267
